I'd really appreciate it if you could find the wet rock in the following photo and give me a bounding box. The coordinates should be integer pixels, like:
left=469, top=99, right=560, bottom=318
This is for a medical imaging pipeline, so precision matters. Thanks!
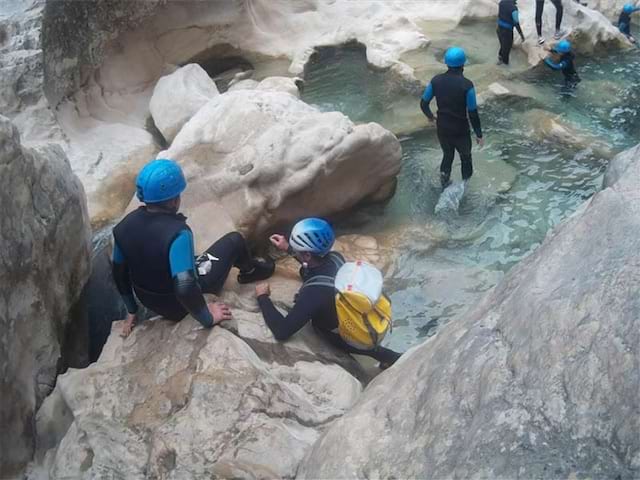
left=299, top=153, right=640, bottom=479
left=524, top=108, right=614, bottom=159
left=0, top=116, right=91, bottom=476
left=141, top=90, right=401, bottom=248
left=603, top=142, right=640, bottom=188
left=149, top=64, right=219, bottom=144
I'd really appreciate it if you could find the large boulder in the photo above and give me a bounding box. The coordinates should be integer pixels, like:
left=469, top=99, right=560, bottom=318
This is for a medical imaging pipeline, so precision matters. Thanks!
left=0, top=116, right=91, bottom=476
left=299, top=151, right=640, bottom=477
left=30, top=312, right=364, bottom=479
left=149, top=63, right=219, bottom=144
left=146, top=90, right=401, bottom=249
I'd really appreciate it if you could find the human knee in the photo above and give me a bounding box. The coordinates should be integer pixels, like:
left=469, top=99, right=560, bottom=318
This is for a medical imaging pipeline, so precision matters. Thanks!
left=223, top=231, right=246, bottom=248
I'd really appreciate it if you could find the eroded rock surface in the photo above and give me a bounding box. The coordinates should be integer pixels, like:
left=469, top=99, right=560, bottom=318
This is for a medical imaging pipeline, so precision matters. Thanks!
left=0, top=116, right=91, bottom=476
left=143, top=90, right=401, bottom=248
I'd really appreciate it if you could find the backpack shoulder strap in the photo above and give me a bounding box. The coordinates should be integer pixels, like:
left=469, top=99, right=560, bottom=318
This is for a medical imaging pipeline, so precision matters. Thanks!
left=301, top=275, right=336, bottom=290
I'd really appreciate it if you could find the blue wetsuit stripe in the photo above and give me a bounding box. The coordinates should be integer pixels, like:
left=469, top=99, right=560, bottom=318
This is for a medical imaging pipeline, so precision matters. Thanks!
left=169, top=229, right=196, bottom=277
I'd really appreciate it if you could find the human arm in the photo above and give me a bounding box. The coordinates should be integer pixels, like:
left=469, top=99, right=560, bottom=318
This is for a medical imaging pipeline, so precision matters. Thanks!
left=466, top=87, right=483, bottom=141
left=112, top=241, right=139, bottom=337
left=513, top=11, right=525, bottom=41
left=420, top=83, right=436, bottom=121
left=256, top=285, right=319, bottom=341
left=169, top=230, right=230, bottom=328
left=544, top=57, right=567, bottom=70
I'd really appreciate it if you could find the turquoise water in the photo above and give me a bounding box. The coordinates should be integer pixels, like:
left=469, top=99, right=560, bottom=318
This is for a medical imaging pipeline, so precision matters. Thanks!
left=302, top=35, right=640, bottom=350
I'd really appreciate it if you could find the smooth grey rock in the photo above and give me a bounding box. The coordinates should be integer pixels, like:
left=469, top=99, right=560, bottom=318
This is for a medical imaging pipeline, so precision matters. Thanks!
left=299, top=156, right=640, bottom=479
left=0, top=116, right=91, bottom=476
left=603, top=143, right=640, bottom=189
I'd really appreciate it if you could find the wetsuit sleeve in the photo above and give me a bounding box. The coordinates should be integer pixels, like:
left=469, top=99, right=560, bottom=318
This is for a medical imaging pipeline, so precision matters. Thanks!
left=513, top=10, right=525, bottom=38
left=420, top=83, right=435, bottom=120
left=112, top=240, right=138, bottom=314
left=169, top=230, right=214, bottom=328
left=466, top=88, right=483, bottom=138
left=257, top=288, right=320, bottom=341
left=544, top=58, right=567, bottom=70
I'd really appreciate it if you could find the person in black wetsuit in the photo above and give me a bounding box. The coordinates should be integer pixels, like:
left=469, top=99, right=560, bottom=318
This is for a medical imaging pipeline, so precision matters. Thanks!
left=112, top=159, right=274, bottom=337
left=619, top=3, right=640, bottom=43
left=535, top=0, right=565, bottom=45
left=420, top=46, right=484, bottom=190
left=544, top=39, right=581, bottom=88
left=497, top=0, right=526, bottom=65
left=254, top=218, right=403, bottom=368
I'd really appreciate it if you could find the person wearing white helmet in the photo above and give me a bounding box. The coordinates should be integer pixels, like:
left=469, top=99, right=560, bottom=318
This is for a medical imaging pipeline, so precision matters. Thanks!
left=112, top=159, right=274, bottom=337
left=255, top=218, right=402, bottom=368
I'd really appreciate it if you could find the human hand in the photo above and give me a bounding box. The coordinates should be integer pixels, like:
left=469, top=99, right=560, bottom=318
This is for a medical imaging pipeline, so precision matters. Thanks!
left=120, top=312, right=136, bottom=338
left=255, top=283, right=271, bottom=297
left=476, top=137, right=485, bottom=147
left=269, top=234, right=290, bottom=252
left=520, top=35, right=526, bottom=43
left=208, top=302, right=233, bottom=325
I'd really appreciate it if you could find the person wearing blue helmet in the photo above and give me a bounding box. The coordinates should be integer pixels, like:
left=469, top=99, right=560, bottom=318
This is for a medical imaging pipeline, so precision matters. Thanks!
left=112, top=159, right=274, bottom=337
left=420, top=46, right=484, bottom=190
left=619, top=3, right=640, bottom=42
left=254, top=218, right=403, bottom=368
left=497, top=0, right=526, bottom=65
left=544, top=39, right=581, bottom=87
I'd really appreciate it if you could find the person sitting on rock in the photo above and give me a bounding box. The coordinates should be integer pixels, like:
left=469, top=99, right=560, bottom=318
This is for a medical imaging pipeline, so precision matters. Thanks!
left=254, top=218, right=403, bottom=368
left=112, top=159, right=274, bottom=337
left=543, top=39, right=581, bottom=88
left=497, top=0, right=526, bottom=66
left=618, top=3, right=640, bottom=43
left=420, top=46, right=484, bottom=190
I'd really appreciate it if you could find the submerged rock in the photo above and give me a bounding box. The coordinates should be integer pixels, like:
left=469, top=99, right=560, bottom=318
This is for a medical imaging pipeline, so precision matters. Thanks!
left=524, top=108, right=615, bottom=159
left=143, top=89, right=401, bottom=248
left=0, top=116, right=91, bottom=476
left=150, top=63, right=220, bottom=144
left=299, top=152, right=640, bottom=479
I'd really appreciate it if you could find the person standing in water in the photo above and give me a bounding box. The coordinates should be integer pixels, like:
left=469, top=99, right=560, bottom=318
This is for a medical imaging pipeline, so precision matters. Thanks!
left=420, top=47, right=484, bottom=190
left=544, top=39, right=581, bottom=87
left=535, top=0, right=566, bottom=45
left=497, top=0, right=526, bottom=65
left=619, top=3, right=640, bottom=43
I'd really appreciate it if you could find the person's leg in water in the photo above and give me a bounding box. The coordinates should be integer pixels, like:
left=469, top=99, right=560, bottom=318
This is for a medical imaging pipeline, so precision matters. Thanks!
left=535, top=0, right=545, bottom=43
left=437, top=130, right=456, bottom=189
left=320, top=330, right=402, bottom=368
left=497, top=27, right=514, bottom=65
left=198, top=231, right=274, bottom=294
left=551, top=0, right=565, bottom=38
left=453, top=134, right=473, bottom=183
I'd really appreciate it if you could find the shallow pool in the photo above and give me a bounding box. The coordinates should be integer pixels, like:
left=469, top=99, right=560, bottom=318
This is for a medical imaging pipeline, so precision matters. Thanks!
left=302, top=24, right=640, bottom=351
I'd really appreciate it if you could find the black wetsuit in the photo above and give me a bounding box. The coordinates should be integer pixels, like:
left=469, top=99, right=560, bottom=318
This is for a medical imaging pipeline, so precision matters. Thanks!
left=257, top=252, right=402, bottom=365
left=421, top=68, right=483, bottom=186
left=544, top=51, right=580, bottom=87
left=536, top=0, right=564, bottom=36
left=112, top=207, right=254, bottom=327
left=497, top=0, right=525, bottom=65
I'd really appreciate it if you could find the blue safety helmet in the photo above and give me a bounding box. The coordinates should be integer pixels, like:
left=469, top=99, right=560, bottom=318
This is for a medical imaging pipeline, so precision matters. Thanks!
left=289, top=218, right=335, bottom=256
left=135, top=159, right=187, bottom=203
left=623, top=3, right=635, bottom=13
left=444, top=46, right=467, bottom=68
left=554, top=39, right=572, bottom=54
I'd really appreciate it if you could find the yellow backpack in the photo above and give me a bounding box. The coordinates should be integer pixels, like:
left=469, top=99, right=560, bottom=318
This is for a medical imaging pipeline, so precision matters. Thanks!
left=303, top=254, right=392, bottom=350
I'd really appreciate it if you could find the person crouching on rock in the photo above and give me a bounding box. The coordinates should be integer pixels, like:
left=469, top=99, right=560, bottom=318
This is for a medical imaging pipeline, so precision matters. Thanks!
left=544, top=39, right=581, bottom=88
left=112, top=159, right=275, bottom=337
left=254, top=218, right=403, bottom=369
